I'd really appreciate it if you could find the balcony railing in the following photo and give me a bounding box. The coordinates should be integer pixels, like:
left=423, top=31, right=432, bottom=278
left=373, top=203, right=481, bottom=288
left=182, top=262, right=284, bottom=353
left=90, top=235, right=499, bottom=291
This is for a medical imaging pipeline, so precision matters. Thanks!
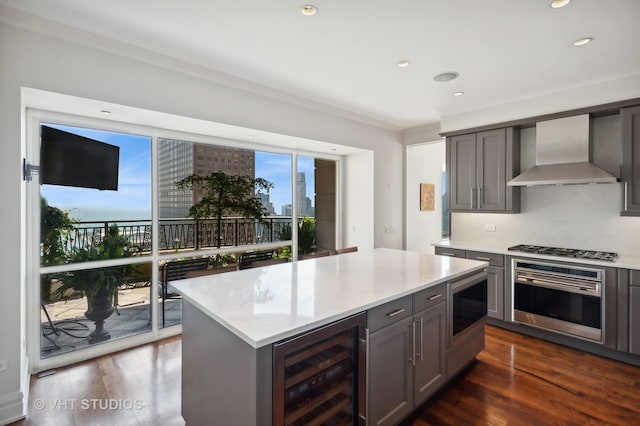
left=58, top=216, right=295, bottom=254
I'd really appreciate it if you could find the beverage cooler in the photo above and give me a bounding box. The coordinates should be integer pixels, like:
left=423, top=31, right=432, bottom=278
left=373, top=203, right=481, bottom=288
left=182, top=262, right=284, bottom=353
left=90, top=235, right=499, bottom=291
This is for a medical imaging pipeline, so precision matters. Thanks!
left=272, top=313, right=366, bottom=426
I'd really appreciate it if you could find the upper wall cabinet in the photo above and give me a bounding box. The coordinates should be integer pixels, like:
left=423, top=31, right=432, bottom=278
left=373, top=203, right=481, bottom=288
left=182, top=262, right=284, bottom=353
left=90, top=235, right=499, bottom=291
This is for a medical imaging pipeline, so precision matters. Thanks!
left=447, top=127, right=520, bottom=213
left=621, top=106, right=640, bottom=216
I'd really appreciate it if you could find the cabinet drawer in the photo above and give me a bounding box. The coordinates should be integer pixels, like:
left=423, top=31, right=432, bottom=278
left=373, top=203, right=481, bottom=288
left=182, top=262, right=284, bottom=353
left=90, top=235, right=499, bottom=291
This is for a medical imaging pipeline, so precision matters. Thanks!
left=434, top=247, right=466, bottom=258
left=413, top=283, right=446, bottom=313
left=466, top=250, right=504, bottom=267
left=367, top=295, right=413, bottom=332
left=631, top=270, right=640, bottom=286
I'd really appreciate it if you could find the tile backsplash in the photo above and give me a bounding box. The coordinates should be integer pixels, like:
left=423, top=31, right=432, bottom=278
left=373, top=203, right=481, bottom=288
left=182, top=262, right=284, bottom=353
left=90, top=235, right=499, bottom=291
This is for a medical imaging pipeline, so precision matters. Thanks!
left=451, top=183, right=640, bottom=255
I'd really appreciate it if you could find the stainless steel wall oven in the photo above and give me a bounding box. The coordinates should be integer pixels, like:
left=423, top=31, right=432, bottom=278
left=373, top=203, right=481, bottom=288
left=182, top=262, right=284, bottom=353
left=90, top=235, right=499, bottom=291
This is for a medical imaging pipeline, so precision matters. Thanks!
left=512, top=259, right=604, bottom=343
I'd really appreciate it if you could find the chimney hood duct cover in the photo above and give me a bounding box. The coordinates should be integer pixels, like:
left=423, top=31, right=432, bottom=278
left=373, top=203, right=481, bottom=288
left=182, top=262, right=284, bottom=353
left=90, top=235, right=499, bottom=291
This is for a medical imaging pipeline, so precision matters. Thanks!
left=507, top=114, right=617, bottom=186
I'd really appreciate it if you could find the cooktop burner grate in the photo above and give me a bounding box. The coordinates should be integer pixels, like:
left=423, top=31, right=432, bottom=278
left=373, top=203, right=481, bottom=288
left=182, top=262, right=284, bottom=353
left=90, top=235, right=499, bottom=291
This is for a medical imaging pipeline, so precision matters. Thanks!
left=508, top=244, right=618, bottom=262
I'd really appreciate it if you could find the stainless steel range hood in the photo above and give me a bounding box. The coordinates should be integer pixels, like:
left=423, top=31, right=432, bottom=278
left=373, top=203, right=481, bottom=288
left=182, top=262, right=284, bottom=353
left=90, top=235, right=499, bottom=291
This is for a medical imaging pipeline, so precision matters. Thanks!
left=507, top=114, right=617, bottom=186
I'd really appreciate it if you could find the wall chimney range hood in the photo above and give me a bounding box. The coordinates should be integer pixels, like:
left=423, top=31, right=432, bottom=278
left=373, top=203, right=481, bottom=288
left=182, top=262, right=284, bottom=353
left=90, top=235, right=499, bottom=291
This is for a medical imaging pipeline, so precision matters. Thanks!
left=507, top=114, right=618, bottom=186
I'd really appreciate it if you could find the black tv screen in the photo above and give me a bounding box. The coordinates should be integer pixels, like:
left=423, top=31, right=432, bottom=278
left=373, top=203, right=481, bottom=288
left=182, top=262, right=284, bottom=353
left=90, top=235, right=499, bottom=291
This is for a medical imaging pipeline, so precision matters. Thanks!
left=40, top=125, right=120, bottom=191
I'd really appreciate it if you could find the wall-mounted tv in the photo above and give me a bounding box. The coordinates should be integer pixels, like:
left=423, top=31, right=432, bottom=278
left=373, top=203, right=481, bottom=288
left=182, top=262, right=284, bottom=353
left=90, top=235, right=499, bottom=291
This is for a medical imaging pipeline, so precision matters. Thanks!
left=40, top=125, right=120, bottom=191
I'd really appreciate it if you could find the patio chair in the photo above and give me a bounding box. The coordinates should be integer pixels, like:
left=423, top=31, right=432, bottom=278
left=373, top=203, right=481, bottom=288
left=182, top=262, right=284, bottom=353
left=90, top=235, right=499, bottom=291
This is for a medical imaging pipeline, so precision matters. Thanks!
left=299, top=251, right=331, bottom=260
left=335, top=246, right=358, bottom=255
left=244, top=258, right=289, bottom=268
left=160, top=257, right=209, bottom=327
left=186, top=264, right=238, bottom=278
left=238, top=249, right=276, bottom=270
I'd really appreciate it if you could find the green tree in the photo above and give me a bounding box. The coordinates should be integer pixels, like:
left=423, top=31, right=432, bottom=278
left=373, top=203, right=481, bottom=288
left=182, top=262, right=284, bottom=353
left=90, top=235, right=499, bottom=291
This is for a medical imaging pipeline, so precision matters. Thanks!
left=277, top=217, right=316, bottom=255
left=176, top=172, right=274, bottom=249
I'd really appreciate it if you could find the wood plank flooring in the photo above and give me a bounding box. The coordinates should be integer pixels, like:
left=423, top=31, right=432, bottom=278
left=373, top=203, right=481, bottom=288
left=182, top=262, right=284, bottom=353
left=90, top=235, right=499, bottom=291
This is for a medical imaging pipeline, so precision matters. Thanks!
left=13, top=325, right=640, bottom=425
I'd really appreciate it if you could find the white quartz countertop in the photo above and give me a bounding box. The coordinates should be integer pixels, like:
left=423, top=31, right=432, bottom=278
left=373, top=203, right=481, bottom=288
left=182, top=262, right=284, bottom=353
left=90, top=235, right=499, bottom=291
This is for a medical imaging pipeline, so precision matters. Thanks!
left=433, top=240, right=640, bottom=269
left=170, top=248, right=487, bottom=348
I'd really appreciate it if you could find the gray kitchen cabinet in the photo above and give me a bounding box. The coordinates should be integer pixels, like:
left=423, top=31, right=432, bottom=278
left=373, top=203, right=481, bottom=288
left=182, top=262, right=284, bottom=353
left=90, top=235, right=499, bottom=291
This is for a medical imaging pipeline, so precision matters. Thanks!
left=449, top=132, right=477, bottom=211
left=630, top=271, right=640, bottom=355
left=621, top=106, right=640, bottom=216
left=467, top=250, right=505, bottom=320
left=367, top=285, right=447, bottom=426
left=368, top=314, right=414, bottom=426
left=447, top=127, right=520, bottom=213
left=413, top=302, right=446, bottom=406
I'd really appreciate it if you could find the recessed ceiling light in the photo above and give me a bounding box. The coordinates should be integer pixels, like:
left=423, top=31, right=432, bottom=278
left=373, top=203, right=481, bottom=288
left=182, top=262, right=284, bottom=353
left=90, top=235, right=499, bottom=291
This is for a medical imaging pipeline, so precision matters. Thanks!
left=433, top=72, right=459, bottom=82
left=453, top=92, right=465, bottom=97
left=301, top=5, right=317, bottom=16
left=100, top=110, right=111, bottom=115
left=397, top=60, right=410, bottom=68
left=573, top=37, right=593, bottom=46
left=550, top=0, right=571, bottom=9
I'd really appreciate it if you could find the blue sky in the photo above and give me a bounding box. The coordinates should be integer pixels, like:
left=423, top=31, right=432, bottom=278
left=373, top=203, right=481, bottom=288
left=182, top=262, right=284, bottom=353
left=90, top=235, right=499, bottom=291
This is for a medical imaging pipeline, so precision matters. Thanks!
left=41, top=124, right=315, bottom=221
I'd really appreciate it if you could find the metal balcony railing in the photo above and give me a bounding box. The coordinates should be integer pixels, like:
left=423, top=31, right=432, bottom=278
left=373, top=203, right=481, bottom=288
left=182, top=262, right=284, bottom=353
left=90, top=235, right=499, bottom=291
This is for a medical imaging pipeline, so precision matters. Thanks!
left=57, top=216, right=295, bottom=254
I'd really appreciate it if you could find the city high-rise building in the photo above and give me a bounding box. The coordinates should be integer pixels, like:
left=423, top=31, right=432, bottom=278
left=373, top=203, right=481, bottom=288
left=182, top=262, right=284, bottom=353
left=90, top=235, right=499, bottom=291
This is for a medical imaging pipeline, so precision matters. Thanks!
left=257, top=192, right=275, bottom=215
left=158, top=139, right=255, bottom=218
left=297, top=172, right=311, bottom=216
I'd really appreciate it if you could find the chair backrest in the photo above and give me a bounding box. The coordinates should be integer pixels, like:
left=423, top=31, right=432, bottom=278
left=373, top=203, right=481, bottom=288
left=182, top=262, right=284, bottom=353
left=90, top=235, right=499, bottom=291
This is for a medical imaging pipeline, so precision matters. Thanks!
left=245, top=258, right=288, bottom=269
left=162, top=257, right=210, bottom=283
left=300, top=251, right=331, bottom=260
left=186, top=264, right=238, bottom=278
left=335, top=246, right=358, bottom=255
left=238, top=249, right=275, bottom=270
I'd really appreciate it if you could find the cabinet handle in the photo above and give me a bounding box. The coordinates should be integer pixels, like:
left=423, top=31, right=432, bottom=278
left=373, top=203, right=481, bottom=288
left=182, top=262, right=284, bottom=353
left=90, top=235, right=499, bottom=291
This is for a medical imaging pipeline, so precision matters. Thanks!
left=417, top=317, right=424, bottom=361
left=409, top=321, right=416, bottom=366
left=475, top=256, right=491, bottom=261
left=624, top=182, right=628, bottom=211
left=441, top=252, right=456, bottom=257
left=470, top=188, right=475, bottom=209
left=428, top=294, right=443, bottom=301
left=386, top=308, right=406, bottom=317
left=478, top=187, right=482, bottom=209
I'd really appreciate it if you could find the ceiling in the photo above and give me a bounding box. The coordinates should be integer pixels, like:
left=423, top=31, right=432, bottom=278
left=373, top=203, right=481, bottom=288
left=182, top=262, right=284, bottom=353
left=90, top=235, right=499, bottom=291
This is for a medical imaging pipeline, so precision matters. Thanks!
left=2, top=0, right=639, bottom=130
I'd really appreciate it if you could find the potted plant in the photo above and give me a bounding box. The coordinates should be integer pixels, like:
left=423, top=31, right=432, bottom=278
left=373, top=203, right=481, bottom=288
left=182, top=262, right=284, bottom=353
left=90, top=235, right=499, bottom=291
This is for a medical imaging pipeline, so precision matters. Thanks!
left=55, top=224, right=140, bottom=343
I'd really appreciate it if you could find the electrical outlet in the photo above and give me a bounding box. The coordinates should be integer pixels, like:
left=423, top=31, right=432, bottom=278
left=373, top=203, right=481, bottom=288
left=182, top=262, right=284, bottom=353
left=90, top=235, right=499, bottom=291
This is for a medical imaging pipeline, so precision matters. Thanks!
left=0, top=359, right=8, bottom=372
left=484, top=224, right=496, bottom=232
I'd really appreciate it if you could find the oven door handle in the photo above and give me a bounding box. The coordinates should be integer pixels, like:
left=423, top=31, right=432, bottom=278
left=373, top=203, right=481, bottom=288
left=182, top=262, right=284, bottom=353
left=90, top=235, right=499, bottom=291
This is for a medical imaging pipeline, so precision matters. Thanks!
left=516, top=276, right=600, bottom=295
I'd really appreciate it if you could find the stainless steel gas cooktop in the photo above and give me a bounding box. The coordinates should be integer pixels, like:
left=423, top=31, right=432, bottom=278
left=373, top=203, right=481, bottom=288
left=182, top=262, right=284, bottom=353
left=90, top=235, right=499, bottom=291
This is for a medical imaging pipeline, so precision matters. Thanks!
left=507, top=244, right=618, bottom=262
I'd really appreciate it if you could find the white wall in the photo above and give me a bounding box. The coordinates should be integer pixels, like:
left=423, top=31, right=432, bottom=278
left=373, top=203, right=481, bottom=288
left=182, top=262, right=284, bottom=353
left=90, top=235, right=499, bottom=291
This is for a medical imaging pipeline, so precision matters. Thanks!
left=405, top=141, right=446, bottom=254
left=0, top=21, right=403, bottom=423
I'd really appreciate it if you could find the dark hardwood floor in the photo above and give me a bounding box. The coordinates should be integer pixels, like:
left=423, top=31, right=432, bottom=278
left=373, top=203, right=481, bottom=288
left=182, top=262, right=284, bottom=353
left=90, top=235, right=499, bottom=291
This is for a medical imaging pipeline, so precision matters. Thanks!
left=13, top=325, right=640, bottom=425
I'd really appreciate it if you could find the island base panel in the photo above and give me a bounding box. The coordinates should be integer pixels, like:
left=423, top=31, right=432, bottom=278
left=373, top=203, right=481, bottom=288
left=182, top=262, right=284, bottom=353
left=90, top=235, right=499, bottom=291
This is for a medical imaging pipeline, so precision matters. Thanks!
left=447, top=321, right=485, bottom=377
left=182, top=301, right=272, bottom=426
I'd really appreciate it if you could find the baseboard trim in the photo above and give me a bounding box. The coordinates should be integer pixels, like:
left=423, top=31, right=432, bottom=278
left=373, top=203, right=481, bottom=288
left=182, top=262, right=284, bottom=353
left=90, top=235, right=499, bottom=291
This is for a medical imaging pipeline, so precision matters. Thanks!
left=0, top=391, right=25, bottom=426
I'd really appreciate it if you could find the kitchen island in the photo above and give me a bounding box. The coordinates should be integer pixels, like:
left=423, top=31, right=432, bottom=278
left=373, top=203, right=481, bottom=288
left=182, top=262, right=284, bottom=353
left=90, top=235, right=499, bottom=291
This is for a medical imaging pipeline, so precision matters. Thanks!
left=171, top=248, right=487, bottom=425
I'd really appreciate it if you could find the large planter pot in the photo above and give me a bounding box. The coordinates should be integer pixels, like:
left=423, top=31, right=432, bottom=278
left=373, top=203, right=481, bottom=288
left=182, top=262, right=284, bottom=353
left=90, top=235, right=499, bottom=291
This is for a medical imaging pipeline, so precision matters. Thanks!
left=85, top=287, right=115, bottom=344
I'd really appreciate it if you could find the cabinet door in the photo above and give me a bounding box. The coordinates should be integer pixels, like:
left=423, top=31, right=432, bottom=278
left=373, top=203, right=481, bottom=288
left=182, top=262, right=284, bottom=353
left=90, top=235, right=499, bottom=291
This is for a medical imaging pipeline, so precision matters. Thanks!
left=485, top=266, right=505, bottom=320
left=477, top=128, right=507, bottom=211
left=368, top=316, right=414, bottom=426
left=449, top=133, right=477, bottom=210
left=621, top=106, right=640, bottom=215
left=630, top=286, right=640, bottom=356
left=413, top=302, right=446, bottom=406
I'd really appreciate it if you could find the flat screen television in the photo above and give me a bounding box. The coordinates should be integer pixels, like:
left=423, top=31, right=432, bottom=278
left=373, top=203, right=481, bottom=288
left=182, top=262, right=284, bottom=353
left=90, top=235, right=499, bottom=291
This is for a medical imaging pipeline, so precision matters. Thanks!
left=40, top=125, right=120, bottom=190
